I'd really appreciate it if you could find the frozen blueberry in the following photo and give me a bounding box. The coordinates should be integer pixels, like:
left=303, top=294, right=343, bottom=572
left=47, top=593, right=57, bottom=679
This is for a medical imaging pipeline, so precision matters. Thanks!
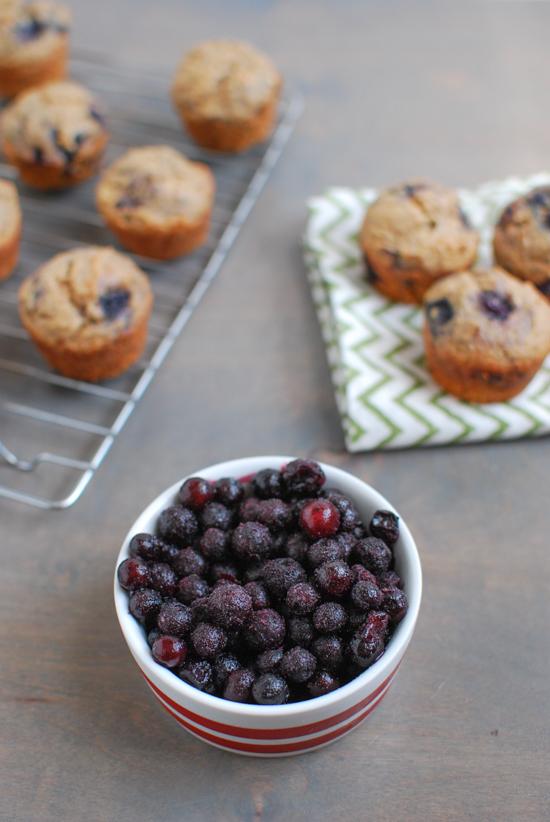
left=215, top=477, right=244, bottom=507
left=199, top=528, right=229, bottom=561
left=286, top=533, right=308, bottom=563
left=288, top=616, right=314, bottom=647
left=255, top=647, right=284, bottom=673
left=355, top=538, right=392, bottom=575
left=300, top=499, right=341, bottom=539
left=312, top=635, right=344, bottom=672
left=173, top=547, right=206, bottom=578
left=201, top=502, right=234, bottom=531
left=244, top=581, right=270, bottom=610
left=223, top=669, right=255, bottom=703
left=282, top=459, right=325, bottom=498
left=232, top=521, right=273, bottom=563
left=307, top=537, right=345, bottom=568
left=369, top=510, right=400, bottom=545
left=378, top=570, right=403, bottom=589
left=117, top=558, right=150, bottom=591
left=158, top=506, right=198, bottom=545
left=323, top=489, right=362, bottom=532
left=253, top=468, right=284, bottom=499
left=128, top=532, right=163, bottom=561
left=207, top=583, right=253, bottom=629
left=149, top=562, right=177, bottom=597
left=239, top=497, right=263, bottom=522
left=313, top=602, right=347, bottom=634
left=152, top=635, right=187, bottom=669
left=280, top=647, right=317, bottom=683
left=178, top=477, right=214, bottom=510
left=286, top=582, right=320, bottom=615
left=308, top=670, right=339, bottom=697
left=157, top=601, right=192, bottom=637
left=351, top=579, right=383, bottom=611
left=261, top=558, right=307, bottom=600
left=351, top=564, right=377, bottom=584
left=191, top=623, right=227, bottom=660
left=243, top=609, right=286, bottom=651
left=382, top=586, right=408, bottom=624
left=210, top=563, right=239, bottom=584
left=252, top=673, right=289, bottom=705
left=129, top=588, right=162, bottom=627
left=179, top=659, right=215, bottom=693
left=314, top=560, right=353, bottom=597
left=177, top=574, right=209, bottom=605
left=213, top=653, right=241, bottom=688
left=190, top=595, right=211, bottom=624
left=256, top=499, right=293, bottom=532
left=349, top=611, right=389, bottom=668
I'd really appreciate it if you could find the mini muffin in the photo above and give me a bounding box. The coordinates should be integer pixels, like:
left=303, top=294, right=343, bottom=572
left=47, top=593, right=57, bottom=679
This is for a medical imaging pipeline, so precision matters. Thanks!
left=96, top=145, right=216, bottom=260
left=493, top=186, right=550, bottom=298
left=423, top=267, right=550, bottom=403
left=18, top=246, right=153, bottom=382
left=171, top=39, right=282, bottom=152
left=0, top=179, right=21, bottom=280
left=1, top=80, right=108, bottom=189
left=360, top=180, right=479, bottom=304
left=0, top=0, right=70, bottom=97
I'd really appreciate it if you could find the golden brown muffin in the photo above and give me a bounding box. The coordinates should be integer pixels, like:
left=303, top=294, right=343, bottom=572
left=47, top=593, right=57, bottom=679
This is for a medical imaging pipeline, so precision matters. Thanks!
left=171, top=39, right=282, bottom=152
left=0, top=179, right=21, bottom=280
left=96, top=145, right=216, bottom=260
left=0, top=0, right=70, bottom=97
left=19, top=246, right=153, bottom=382
left=360, top=180, right=479, bottom=304
left=1, top=80, right=108, bottom=189
left=493, top=186, right=550, bottom=298
left=422, top=267, right=550, bottom=403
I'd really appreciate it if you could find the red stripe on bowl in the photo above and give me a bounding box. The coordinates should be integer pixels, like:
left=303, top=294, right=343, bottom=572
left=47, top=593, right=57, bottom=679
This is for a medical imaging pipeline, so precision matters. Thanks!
left=154, top=683, right=390, bottom=754
left=142, top=663, right=399, bottom=741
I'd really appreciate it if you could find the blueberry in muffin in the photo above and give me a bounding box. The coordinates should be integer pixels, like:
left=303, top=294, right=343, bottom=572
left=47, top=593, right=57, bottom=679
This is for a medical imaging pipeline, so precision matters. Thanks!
left=171, top=39, right=282, bottom=152
left=423, top=267, right=550, bottom=402
left=1, top=80, right=108, bottom=189
left=493, top=186, right=550, bottom=299
left=18, top=246, right=153, bottom=381
left=96, top=145, right=215, bottom=260
left=360, top=179, right=479, bottom=304
left=0, top=0, right=70, bottom=97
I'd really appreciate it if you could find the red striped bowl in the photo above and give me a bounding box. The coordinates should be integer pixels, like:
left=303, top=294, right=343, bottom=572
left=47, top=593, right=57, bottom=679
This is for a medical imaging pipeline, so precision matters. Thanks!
left=114, top=456, right=422, bottom=757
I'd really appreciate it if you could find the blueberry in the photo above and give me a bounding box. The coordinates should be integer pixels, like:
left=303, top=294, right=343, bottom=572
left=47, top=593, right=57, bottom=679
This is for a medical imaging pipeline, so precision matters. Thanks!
left=199, top=528, right=228, bottom=561
left=213, top=653, right=241, bottom=689
left=157, top=601, right=192, bottom=637
left=243, top=609, right=285, bottom=651
left=148, top=562, right=177, bottom=597
left=382, top=586, right=408, bottom=624
left=191, top=623, right=227, bottom=660
left=253, top=468, right=284, bottom=499
left=280, top=647, right=316, bottom=684
left=179, top=660, right=215, bottom=693
left=355, top=538, right=392, bottom=575
left=307, top=537, right=345, bottom=568
left=312, top=636, right=344, bottom=672
left=282, top=459, right=325, bottom=498
left=307, top=671, right=339, bottom=697
left=215, top=477, right=244, bottom=507
left=314, top=560, right=353, bottom=597
left=173, top=547, right=206, bottom=578
left=201, top=502, right=233, bottom=531
left=158, top=506, right=198, bottom=546
left=255, top=647, right=284, bottom=673
left=232, top=521, right=273, bottom=563
left=207, top=583, right=253, bottom=629
left=223, top=669, right=255, bottom=703
left=152, top=635, right=187, bottom=669
left=117, top=558, right=150, bottom=591
left=128, top=532, right=163, bottom=562
left=426, top=298, right=454, bottom=336
left=99, top=288, right=130, bottom=321
left=286, top=582, right=320, bottom=615
left=369, top=510, right=400, bottom=545
left=252, top=673, right=289, bottom=705
left=351, top=579, right=383, bottom=611
left=177, top=574, right=209, bottom=604
left=179, top=477, right=214, bottom=510
left=479, top=290, right=514, bottom=321
left=313, top=602, right=347, bottom=634
left=261, top=558, right=306, bottom=600
left=287, top=616, right=314, bottom=647
left=243, top=581, right=270, bottom=610
left=128, top=589, right=162, bottom=627
left=349, top=611, right=389, bottom=668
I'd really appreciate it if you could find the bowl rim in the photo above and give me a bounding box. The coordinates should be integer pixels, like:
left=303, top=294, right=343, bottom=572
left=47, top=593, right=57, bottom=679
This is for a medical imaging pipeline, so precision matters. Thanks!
left=114, top=455, right=422, bottom=719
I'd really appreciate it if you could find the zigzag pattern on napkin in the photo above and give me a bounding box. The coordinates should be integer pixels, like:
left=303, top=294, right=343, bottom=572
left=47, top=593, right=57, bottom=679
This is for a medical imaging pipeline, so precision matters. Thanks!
left=304, top=179, right=550, bottom=453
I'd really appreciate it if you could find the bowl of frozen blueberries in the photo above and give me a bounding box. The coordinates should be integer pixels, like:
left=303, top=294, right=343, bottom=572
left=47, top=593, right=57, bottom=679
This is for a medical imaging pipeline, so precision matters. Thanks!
left=114, top=456, right=422, bottom=756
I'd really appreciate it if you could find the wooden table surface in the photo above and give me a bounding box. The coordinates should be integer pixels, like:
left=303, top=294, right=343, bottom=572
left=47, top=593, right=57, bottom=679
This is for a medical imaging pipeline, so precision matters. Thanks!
left=3, top=2, right=550, bottom=820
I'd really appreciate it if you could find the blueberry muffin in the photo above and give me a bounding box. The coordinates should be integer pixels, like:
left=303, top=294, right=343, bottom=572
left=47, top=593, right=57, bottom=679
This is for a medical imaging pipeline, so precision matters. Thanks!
left=0, top=179, right=21, bottom=280
left=493, top=186, right=550, bottom=298
left=18, top=246, right=153, bottom=382
left=1, top=80, right=108, bottom=189
left=96, top=146, right=216, bottom=260
left=171, top=39, right=282, bottom=152
left=423, top=267, right=550, bottom=403
left=0, top=0, right=70, bottom=97
left=360, top=180, right=479, bottom=304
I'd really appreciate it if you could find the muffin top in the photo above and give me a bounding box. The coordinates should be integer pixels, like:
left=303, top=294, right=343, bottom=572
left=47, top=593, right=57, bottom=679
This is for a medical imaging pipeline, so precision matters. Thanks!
left=361, top=180, right=479, bottom=275
left=1, top=80, right=107, bottom=166
left=19, top=246, right=152, bottom=348
left=96, top=145, right=215, bottom=230
left=0, top=0, right=70, bottom=63
left=493, top=186, right=550, bottom=291
left=423, top=267, right=550, bottom=366
left=0, top=179, right=21, bottom=240
left=172, top=39, right=281, bottom=121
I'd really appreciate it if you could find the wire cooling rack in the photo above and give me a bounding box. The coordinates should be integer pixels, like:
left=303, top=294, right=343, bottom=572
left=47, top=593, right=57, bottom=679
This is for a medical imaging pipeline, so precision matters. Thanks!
left=0, top=51, right=301, bottom=509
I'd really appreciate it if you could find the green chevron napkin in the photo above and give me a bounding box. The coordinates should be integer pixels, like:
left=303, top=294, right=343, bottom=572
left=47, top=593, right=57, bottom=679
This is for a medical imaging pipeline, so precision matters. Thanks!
left=304, top=173, right=550, bottom=452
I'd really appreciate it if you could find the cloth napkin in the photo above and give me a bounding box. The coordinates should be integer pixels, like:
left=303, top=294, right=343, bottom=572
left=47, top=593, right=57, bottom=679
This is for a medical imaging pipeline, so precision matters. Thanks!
left=304, top=173, right=550, bottom=452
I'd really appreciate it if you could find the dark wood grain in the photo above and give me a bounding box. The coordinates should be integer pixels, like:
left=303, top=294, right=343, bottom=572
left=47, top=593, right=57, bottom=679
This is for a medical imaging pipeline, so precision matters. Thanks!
left=2, top=2, right=550, bottom=820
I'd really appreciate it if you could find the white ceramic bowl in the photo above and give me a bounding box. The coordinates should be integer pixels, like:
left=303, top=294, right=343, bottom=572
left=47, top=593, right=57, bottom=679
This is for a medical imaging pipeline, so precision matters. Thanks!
left=114, top=456, right=422, bottom=757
